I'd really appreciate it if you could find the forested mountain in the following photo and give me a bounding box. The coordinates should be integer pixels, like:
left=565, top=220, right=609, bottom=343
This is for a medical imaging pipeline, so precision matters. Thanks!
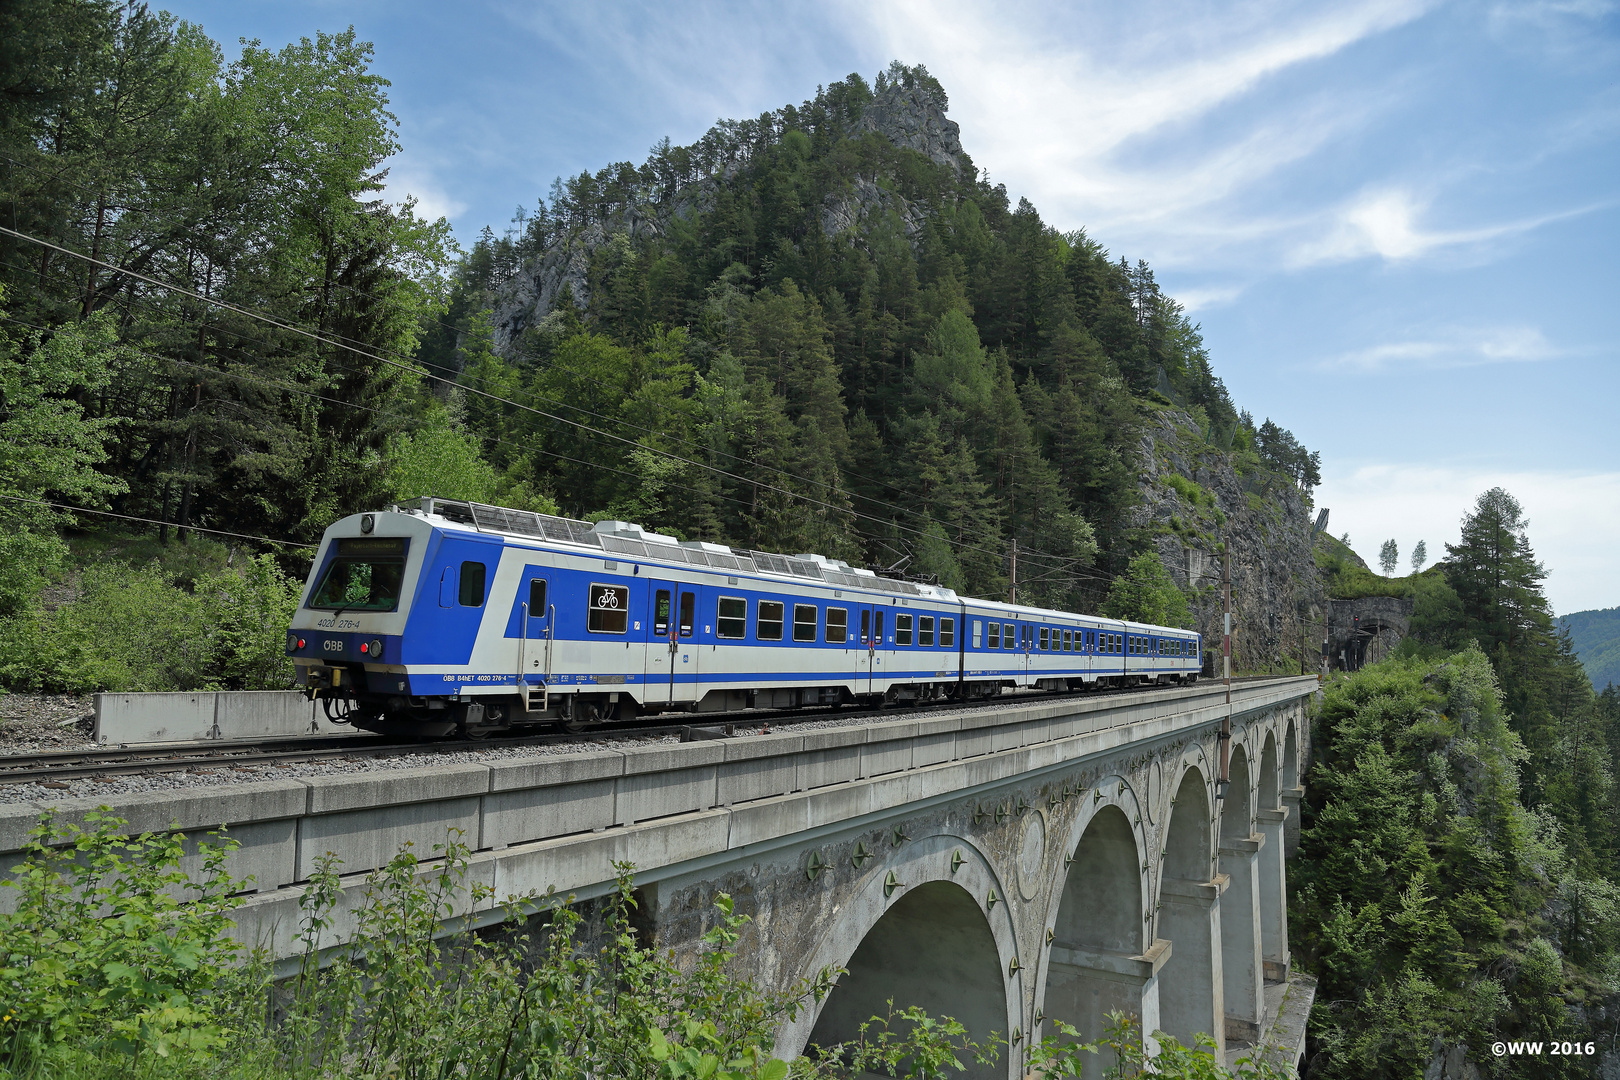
left=0, top=9, right=1328, bottom=664
left=419, top=62, right=1326, bottom=650
left=1561, top=607, right=1620, bottom=691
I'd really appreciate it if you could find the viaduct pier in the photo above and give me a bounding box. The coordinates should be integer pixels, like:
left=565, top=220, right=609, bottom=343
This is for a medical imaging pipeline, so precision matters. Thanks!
left=2, top=676, right=1319, bottom=1077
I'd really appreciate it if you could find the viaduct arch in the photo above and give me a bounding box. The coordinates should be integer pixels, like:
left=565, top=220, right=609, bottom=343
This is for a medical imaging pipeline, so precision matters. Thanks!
left=60, top=679, right=1318, bottom=1078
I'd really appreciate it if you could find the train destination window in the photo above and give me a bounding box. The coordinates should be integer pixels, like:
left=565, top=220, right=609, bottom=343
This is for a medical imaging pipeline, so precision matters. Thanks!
left=312, top=537, right=409, bottom=612
left=679, top=592, right=695, bottom=637
left=459, top=562, right=487, bottom=608
left=826, top=607, right=848, bottom=644
left=794, top=604, right=818, bottom=642
left=1004, top=623, right=1015, bottom=649
left=588, top=583, right=629, bottom=633
left=654, top=590, right=672, bottom=636
left=919, top=616, right=935, bottom=647
left=895, top=614, right=913, bottom=645
left=718, top=597, right=746, bottom=639
left=529, top=579, right=547, bottom=621
left=941, top=617, right=955, bottom=647
left=987, top=622, right=1000, bottom=649
left=757, top=600, right=784, bottom=641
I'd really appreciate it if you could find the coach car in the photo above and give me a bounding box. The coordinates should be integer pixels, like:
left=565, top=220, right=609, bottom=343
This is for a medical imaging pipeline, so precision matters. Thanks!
left=286, top=498, right=1202, bottom=737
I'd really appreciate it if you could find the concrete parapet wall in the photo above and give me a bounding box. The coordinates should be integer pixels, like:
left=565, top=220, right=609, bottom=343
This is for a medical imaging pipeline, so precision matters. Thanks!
left=10, top=677, right=1318, bottom=963
left=94, top=691, right=363, bottom=744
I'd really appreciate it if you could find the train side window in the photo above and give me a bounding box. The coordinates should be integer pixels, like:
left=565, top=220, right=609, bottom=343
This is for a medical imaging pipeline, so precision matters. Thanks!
left=875, top=611, right=885, bottom=642
left=1004, top=623, right=1015, bottom=650
left=826, top=607, right=848, bottom=644
left=1063, top=629, right=1072, bottom=651
left=987, top=621, right=1000, bottom=649
left=793, top=604, right=818, bottom=642
left=653, top=590, right=672, bottom=636
left=717, top=596, right=746, bottom=639
left=895, top=614, right=913, bottom=646
left=971, top=619, right=980, bottom=648
left=679, top=592, right=695, bottom=637
left=757, top=600, right=784, bottom=641
left=941, top=617, right=955, bottom=647
left=861, top=609, right=871, bottom=644
left=1039, top=627, right=1050, bottom=650
left=919, top=615, right=935, bottom=647
left=459, top=562, right=487, bottom=607
left=529, top=579, right=547, bottom=620
left=587, top=583, right=629, bottom=633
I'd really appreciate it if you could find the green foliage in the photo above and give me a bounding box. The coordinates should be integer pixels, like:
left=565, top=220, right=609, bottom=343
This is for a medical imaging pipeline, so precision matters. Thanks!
left=1560, top=606, right=1620, bottom=691
left=0, top=815, right=1293, bottom=1080
left=1099, top=552, right=1192, bottom=628
left=0, top=548, right=301, bottom=693
left=1, top=7, right=455, bottom=550
left=0, top=302, right=128, bottom=616
left=1316, top=539, right=1420, bottom=601
left=1295, top=647, right=1615, bottom=1078
left=1161, top=473, right=1214, bottom=510
left=0, top=811, right=249, bottom=1069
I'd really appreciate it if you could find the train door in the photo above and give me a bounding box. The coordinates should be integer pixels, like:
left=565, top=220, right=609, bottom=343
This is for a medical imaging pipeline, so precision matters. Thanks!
left=646, top=581, right=698, bottom=707
left=1022, top=623, right=1033, bottom=687
left=859, top=604, right=887, bottom=694
left=516, top=570, right=551, bottom=709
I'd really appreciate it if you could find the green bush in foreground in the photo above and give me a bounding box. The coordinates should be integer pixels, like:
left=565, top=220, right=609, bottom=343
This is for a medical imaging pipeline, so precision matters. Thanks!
left=0, top=812, right=1288, bottom=1079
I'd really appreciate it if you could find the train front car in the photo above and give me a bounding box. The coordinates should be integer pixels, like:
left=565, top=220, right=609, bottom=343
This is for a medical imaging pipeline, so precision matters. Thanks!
left=286, top=508, right=457, bottom=736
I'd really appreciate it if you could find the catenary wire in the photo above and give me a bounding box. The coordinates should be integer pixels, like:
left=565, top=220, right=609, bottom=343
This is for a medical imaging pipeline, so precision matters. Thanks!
left=0, top=226, right=1117, bottom=589
left=0, top=492, right=317, bottom=548
left=0, top=156, right=1083, bottom=533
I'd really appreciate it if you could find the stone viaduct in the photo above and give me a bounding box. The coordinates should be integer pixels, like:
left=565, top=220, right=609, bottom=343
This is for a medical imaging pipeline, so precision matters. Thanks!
left=1, top=677, right=1318, bottom=1076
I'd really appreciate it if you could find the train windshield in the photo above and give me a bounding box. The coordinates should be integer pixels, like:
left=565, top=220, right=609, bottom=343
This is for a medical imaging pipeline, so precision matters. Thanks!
left=309, top=537, right=410, bottom=611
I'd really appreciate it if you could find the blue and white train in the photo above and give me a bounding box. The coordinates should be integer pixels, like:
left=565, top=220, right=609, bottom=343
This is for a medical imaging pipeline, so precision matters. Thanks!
left=286, top=498, right=1204, bottom=737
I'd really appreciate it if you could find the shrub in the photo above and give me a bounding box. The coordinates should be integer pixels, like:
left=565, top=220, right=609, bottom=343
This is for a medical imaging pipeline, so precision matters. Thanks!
left=0, top=553, right=301, bottom=694
left=0, top=816, right=1290, bottom=1080
left=0, top=811, right=250, bottom=1070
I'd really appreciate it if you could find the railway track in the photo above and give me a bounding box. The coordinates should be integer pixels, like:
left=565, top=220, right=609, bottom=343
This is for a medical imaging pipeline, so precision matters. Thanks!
left=1, top=676, right=1289, bottom=788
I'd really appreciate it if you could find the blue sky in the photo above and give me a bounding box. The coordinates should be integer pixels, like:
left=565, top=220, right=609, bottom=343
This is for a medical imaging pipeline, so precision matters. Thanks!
left=170, top=0, right=1620, bottom=614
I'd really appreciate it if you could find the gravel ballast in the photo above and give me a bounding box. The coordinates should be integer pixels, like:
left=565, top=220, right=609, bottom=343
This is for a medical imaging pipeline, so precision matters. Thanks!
left=0, top=685, right=1162, bottom=808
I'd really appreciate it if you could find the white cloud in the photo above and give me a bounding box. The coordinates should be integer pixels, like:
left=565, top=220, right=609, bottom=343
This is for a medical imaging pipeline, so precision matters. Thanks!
left=1325, top=324, right=1563, bottom=371
left=1290, top=186, right=1608, bottom=265
left=380, top=159, right=468, bottom=224
left=840, top=0, right=1433, bottom=261
left=1316, top=464, right=1620, bottom=615
left=1175, top=284, right=1247, bottom=312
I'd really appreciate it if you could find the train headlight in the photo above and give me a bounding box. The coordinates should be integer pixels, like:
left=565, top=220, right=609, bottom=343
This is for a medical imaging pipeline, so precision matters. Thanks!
left=365, top=638, right=384, bottom=658
left=361, top=514, right=375, bottom=533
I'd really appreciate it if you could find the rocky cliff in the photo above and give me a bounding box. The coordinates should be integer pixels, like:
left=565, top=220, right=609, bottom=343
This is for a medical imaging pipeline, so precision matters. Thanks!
left=490, top=82, right=964, bottom=353
left=1134, top=409, right=1326, bottom=673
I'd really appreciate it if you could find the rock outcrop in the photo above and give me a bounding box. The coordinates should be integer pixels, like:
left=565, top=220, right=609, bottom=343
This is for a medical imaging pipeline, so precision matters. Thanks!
left=1133, top=410, right=1326, bottom=674
left=489, top=82, right=963, bottom=354
left=848, top=83, right=967, bottom=175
